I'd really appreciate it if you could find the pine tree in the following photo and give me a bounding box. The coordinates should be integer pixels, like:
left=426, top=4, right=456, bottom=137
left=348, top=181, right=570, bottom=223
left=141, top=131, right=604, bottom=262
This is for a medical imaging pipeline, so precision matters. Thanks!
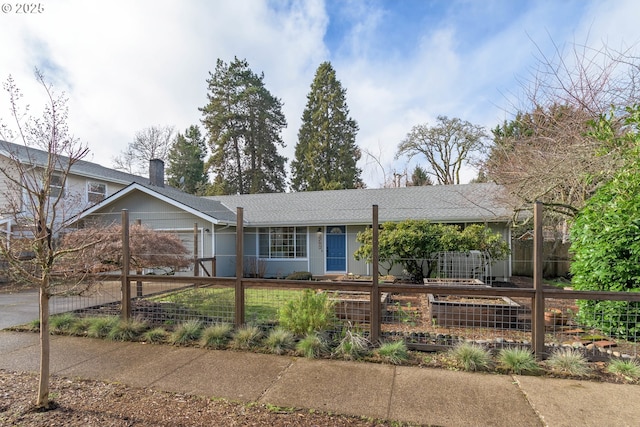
left=291, top=62, right=362, bottom=191
left=166, top=125, right=208, bottom=194
left=200, top=57, right=287, bottom=195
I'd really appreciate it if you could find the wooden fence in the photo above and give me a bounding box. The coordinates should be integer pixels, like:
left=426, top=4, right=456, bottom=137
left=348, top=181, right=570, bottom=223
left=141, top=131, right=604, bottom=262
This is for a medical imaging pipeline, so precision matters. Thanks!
left=113, top=203, right=640, bottom=359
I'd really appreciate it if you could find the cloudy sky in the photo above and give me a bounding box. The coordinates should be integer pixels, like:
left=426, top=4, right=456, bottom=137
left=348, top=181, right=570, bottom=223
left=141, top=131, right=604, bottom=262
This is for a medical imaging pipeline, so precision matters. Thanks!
left=1, top=0, right=639, bottom=188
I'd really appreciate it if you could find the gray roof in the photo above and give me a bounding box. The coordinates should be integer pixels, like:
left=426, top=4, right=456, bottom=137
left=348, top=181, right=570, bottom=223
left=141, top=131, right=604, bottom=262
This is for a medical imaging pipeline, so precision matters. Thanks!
left=205, top=183, right=512, bottom=226
left=0, top=140, right=149, bottom=185
left=12, top=138, right=511, bottom=227
left=129, top=183, right=238, bottom=224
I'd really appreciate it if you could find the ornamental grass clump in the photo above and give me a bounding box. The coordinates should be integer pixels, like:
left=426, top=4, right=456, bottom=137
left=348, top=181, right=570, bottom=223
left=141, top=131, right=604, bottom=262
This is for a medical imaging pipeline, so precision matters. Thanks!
left=376, top=340, right=409, bottom=365
left=497, top=347, right=540, bottom=375
left=231, top=325, right=263, bottom=350
left=107, top=318, right=148, bottom=342
left=200, top=323, right=233, bottom=349
left=87, top=316, right=120, bottom=339
left=296, top=332, right=329, bottom=359
left=607, top=358, right=640, bottom=380
left=333, top=329, right=370, bottom=360
left=546, top=348, right=591, bottom=377
left=170, top=319, right=203, bottom=345
left=143, top=327, right=168, bottom=344
left=449, top=342, right=492, bottom=372
left=49, top=313, right=79, bottom=334
left=278, top=289, right=336, bottom=335
left=264, top=328, right=296, bottom=355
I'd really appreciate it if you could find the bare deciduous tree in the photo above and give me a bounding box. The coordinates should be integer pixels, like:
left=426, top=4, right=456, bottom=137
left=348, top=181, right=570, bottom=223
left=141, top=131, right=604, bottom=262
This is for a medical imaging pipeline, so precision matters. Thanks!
left=0, top=71, right=91, bottom=408
left=113, top=125, right=175, bottom=176
left=487, top=37, right=640, bottom=226
left=396, top=116, right=488, bottom=185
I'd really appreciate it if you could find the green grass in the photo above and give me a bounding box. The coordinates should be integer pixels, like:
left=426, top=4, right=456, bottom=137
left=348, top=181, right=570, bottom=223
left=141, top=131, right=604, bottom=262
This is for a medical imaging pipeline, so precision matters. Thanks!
left=607, top=358, right=640, bottom=380
left=449, top=342, right=493, bottom=372
left=200, top=323, right=233, bottom=349
left=376, top=340, right=409, bottom=365
left=546, top=348, right=591, bottom=377
left=498, top=347, right=540, bottom=375
left=150, top=287, right=304, bottom=325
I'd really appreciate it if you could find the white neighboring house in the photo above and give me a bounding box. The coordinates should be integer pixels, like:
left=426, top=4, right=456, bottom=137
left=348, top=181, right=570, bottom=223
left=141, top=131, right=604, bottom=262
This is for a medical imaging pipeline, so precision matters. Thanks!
left=0, top=139, right=161, bottom=242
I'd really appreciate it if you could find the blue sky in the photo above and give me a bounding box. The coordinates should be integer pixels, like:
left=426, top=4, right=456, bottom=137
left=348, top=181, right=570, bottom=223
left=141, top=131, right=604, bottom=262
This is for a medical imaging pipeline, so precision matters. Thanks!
left=1, top=0, right=638, bottom=187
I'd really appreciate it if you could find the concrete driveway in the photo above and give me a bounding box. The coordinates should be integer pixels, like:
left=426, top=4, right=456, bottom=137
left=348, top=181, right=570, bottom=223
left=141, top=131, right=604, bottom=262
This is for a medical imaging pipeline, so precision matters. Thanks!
left=0, top=289, right=39, bottom=329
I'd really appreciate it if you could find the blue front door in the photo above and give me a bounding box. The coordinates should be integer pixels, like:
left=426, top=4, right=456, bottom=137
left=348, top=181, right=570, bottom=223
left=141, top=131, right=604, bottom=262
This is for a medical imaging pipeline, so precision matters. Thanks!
left=326, top=226, right=346, bottom=272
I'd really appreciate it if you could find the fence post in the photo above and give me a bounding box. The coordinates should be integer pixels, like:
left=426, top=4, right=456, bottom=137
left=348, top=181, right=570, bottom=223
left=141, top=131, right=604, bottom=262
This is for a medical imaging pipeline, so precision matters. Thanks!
left=370, top=205, right=381, bottom=342
left=135, top=219, right=143, bottom=297
left=193, top=223, right=199, bottom=277
left=121, top=209, right=131, bottom=320
left=532, top=201, right=545, bottom=359
left=235, top=207, right=245, bottom=327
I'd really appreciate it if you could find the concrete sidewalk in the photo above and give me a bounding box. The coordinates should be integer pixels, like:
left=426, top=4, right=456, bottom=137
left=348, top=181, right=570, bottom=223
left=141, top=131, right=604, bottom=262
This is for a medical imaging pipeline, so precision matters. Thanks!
left=1, top=330, right=639, bottom=426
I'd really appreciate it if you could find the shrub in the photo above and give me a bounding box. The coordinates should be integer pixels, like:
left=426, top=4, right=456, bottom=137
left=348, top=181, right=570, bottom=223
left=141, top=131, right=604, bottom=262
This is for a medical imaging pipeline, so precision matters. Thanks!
left=570, top=139, right=640, bottom=340
left=170, top=319, right=203, bottom=345
left=546, top=348, right=591, bottom=377
left=333, top=329, right=370, bottom=360
left=200, top=323, right=233, bottom=349
left=231, top=325, right=263, bottom=350
left=296, top=332, right=328, bottom=359
left=285, top=271, right=313, bottom=280
left=278, top=289, right=336, bottom=335
left=87, top=317, right=120, bottom=339
left=264, top=328, right=296, bottom=355
left=376, top=340, right=409, bottom=365
left=143, top=327, right=168, bottom=344
left=607, top=358, right=640, bottom=380
left=448, top=342, right=492, bottom=372
left=498, top=347, right=540, bottom=375
left=107, top=318, right=148, bottom=341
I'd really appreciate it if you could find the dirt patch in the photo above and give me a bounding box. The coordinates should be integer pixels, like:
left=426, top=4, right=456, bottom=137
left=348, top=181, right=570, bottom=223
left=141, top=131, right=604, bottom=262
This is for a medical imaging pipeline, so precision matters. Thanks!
left=0, top=370, right=402, bottom=427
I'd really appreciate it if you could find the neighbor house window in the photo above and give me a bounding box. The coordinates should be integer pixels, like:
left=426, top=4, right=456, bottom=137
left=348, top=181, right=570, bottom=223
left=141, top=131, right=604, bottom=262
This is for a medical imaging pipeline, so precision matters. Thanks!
left=258, top=227, right=307, bottom=259
left=49, top=174, right=64, bottom=198
left=87, top=181, right=107, bottom=203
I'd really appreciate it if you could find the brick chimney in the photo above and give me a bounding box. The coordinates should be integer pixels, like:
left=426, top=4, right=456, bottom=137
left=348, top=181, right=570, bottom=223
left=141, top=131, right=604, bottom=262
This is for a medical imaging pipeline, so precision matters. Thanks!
left=149, top=159, right=165, bottom=187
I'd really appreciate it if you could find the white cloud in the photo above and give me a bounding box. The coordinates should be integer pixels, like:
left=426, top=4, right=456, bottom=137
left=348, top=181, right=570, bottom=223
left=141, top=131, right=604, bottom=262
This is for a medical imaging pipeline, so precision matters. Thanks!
left=1, top=0, right=639, bottom=188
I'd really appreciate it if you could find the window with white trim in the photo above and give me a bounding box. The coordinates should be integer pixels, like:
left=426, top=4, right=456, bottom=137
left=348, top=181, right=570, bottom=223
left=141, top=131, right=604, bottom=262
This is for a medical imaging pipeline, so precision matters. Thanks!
left=87, top=181, right=107, bottom=203
left=49, top=174, right=64, bottom=198
left=258, top=227, right=307, bottom=259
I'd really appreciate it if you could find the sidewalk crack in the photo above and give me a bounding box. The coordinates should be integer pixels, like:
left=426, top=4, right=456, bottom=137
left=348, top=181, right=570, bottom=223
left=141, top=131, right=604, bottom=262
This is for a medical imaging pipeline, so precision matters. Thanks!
left=256, top=357, right=295, bottom=403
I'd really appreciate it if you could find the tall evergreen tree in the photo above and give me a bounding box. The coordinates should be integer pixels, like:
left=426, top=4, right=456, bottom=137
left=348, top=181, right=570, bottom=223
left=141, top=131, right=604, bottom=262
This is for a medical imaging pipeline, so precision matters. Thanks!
left=291, top=61, right=362, bottom=191
left=166, top=125, right=208, bottom=194
left=200, top=57, right=287, bottom=195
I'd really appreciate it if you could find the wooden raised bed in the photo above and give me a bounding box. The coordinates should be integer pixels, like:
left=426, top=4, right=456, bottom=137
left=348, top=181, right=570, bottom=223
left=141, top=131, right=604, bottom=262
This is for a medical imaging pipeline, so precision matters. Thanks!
left=331, top=291, right=389, bottom=323
left=428, top=294, right=523, bottom=329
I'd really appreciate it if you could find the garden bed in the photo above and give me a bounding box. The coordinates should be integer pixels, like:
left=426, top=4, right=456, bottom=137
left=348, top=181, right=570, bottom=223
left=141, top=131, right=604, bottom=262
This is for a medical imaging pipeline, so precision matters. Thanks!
left=331, top=291, right=389, bottom=323
left=428, top=293, right=526, bottom=329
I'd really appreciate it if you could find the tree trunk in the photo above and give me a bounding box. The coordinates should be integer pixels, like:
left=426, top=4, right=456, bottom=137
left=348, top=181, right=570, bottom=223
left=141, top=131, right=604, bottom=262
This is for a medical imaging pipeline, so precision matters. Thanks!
left=36, top=282, right=50, bottom=408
